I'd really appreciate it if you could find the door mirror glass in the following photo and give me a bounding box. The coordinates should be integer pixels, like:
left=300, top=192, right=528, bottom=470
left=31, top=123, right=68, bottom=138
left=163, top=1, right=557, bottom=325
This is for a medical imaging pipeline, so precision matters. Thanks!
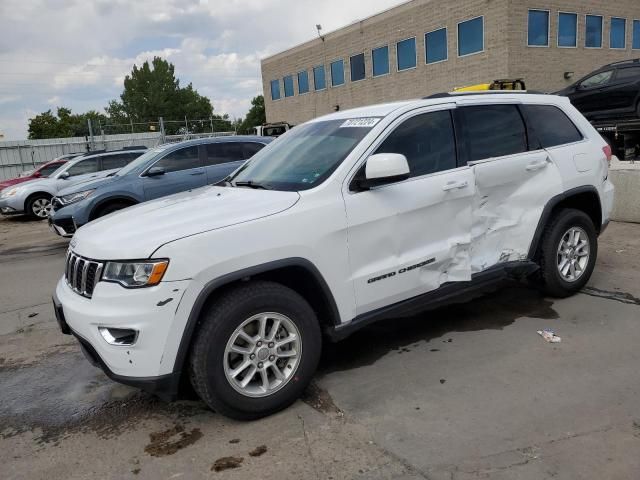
left=146, top=166, right=166, bottom=177
left=354, top=153, right=410, bottom=190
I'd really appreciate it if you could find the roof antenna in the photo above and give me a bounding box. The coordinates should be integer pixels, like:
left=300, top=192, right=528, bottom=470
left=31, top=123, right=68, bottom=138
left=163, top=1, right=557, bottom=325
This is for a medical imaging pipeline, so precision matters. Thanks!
left=316, top=24, right=325, bottom=42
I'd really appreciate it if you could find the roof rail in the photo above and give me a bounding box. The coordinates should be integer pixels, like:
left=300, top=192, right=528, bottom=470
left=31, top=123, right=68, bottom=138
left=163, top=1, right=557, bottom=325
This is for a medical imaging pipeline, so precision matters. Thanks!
left=120, top=145, right=147, bottom=150
left=423, top=90, right=547, bottom=99
left=603, top=58, right=640, bottom=68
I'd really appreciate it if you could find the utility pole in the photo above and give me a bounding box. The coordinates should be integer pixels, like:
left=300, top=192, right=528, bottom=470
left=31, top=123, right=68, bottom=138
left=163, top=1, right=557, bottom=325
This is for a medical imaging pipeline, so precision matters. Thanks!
left=87, top=119, right=95, bottom=151
left=159, top=117, right=166, bottom=144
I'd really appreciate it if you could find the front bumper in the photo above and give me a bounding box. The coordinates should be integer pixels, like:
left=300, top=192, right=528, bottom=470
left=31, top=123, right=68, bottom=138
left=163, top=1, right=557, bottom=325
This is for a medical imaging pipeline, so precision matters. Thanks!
left=54, top=276, right=192, bottom=399
left=0, top=196, right=24, bottom=215
left=49, top=215, right=77, bottom=237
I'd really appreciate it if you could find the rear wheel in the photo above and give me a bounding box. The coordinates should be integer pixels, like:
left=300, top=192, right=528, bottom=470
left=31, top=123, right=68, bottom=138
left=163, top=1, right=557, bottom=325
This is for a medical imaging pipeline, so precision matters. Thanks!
left=25, top=194, right=52, bottom=220
left=538, top=208, right=597, bottom=297
left=189, top=281, right=321, bottom=420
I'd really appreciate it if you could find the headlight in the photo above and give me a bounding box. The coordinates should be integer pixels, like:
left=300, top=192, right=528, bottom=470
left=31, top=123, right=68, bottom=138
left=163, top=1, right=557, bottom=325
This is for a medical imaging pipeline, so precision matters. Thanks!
left=58, top=189, right=95, bottom=206
left=0, top=188, right=18, bottom=198
left=102, top=260, right=169, bottom=288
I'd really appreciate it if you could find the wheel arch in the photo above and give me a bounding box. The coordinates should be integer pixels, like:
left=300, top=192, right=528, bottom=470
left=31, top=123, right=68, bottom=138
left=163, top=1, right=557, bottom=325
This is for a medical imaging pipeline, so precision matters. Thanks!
left=528, top=185, right=602, bottom=260
left=172, top=258, right=341, bottom=377
left=24, top=190, right=53, bottom=211
left=89, top=195, right=139, bottom=220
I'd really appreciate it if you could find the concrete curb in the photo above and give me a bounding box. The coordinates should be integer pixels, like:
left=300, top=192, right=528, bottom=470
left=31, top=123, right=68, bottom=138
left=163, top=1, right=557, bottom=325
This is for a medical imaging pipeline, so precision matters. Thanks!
left=609, top=157, right=640, bottom=224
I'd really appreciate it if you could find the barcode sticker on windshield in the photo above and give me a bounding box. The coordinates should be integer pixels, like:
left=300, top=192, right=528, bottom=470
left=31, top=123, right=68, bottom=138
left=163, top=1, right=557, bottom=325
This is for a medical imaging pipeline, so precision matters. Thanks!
left=340, top=118, right=381, bottom=128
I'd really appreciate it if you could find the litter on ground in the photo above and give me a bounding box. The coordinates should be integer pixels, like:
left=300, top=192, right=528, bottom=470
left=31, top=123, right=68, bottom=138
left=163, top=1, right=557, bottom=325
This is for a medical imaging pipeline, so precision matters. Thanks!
left=537, top=329, right=562, bottom=343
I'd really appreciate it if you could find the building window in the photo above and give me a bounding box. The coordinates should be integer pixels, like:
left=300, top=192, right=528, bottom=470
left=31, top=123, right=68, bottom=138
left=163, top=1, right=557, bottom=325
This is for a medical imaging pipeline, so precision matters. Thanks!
left=558, top=12, right=578, bottom=47
left=611, top=17, right=627, bottom=49
left=297, top=70, right=309, bottom=94
left=634, top=20, right=640, bottom=49
left=283, top=75, right=294, bottom=97
left=313, top=65, right=326, bottom=90
left=372, top=45, right=389, bottom=76
left=425, top=27, right=448, bottom=64
left=458, top=16, right=484, bottom=56
left=270, top=79, right=281, bottom=100
left=330, top=59, right=345, bottom=86
left=350, top=53, right=366, bottom=82
left=396, top=37, right=417, bottom=71
left=528, top=10, right=549, bottom=46
left=586, top=15, right=603, bottom=48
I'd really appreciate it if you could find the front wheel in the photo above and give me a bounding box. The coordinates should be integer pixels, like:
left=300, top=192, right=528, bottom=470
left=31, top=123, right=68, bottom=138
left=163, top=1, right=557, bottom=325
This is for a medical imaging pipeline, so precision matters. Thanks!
left=26, top=194, right=52, bottom=219
left=189, top=281, right=321, bottom=420
left=538, top=208, right=598, bottom=297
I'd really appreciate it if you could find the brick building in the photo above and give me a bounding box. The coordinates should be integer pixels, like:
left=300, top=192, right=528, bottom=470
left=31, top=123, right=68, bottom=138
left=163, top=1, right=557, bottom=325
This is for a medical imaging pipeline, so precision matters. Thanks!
left=261, top=0, right=640, bottom=125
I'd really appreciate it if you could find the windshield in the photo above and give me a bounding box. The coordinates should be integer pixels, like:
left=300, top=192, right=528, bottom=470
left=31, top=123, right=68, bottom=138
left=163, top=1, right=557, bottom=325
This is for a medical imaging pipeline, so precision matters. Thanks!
left=49, top=161, right=72, bottom=178
left=229, top=119, right=377, bottom=191
left=116, top=146, right=168, bottom=176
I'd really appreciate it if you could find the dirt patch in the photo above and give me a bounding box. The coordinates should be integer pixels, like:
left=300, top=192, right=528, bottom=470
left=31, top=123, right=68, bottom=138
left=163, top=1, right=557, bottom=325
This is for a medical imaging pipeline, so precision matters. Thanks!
left=212, top=456, right=244, bottom=472
left=301, top=381, right=343, bottom=416
left=249, top=444, right=267, bottom=457
left=144, top=424, right=203, bottom=457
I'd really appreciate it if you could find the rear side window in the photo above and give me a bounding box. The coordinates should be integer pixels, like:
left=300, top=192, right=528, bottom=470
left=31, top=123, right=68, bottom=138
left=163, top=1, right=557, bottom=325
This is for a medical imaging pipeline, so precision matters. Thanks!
left=153, top=146, right=201, bottom=173
left=204, top=143, right=245, bottom=166
left=375, top=110, right=457, bottom=178
left=616, top=67, right=640, bottom=80
left=66, top=158, right=99, bottom=177
left=521, top=105, right=583, bottom=148
left=458, top=105, right=527, bottom=162
left=101, top=153, right=138, bottom=170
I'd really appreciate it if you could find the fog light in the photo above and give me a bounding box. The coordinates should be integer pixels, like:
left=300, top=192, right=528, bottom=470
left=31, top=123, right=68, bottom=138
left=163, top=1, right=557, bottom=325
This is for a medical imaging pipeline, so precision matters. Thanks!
left=98, top=327, right=138, bottom=346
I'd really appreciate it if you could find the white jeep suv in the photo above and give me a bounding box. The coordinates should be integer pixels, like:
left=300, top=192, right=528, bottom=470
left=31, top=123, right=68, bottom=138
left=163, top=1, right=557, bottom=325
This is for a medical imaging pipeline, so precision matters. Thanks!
left=53, top=93, right=615, bottom=419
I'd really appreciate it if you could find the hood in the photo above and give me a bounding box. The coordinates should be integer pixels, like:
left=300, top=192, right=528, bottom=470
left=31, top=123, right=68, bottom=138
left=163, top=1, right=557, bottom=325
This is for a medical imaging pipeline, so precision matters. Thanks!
left=57, top=175, right=117, bottom=197
left=71, top=186, right=300, bottom=259
left=0, top=176, right=33, bottom=190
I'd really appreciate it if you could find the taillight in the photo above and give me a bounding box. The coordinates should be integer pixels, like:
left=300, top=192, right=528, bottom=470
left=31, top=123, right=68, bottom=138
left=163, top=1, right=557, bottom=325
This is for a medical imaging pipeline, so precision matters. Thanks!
left=602, top=145, right=612, bottom=165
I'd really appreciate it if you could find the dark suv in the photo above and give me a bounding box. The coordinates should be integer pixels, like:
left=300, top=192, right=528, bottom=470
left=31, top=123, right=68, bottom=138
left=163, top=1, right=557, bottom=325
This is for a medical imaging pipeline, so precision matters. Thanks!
left=556, top=59, right=640, bottom=120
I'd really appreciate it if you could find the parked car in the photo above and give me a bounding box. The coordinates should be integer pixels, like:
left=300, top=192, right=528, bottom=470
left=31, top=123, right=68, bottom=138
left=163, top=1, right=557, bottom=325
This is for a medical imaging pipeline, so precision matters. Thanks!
left=53, top=93, right=614, bottom=420
left=0, top=153, right=84, bottom=191
left=556, top=59, right=640, bottom=120
left=0, top=148, right=146, bottom=219
left=49, top=136, right=273, bottom=237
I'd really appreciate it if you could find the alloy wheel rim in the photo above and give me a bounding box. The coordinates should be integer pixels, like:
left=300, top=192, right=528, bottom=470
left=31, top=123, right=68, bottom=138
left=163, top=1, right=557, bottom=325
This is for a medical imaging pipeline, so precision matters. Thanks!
left=556, top=226, right=590, bottom=282
left=223, top=312, right=302, bottom=398
left=32, top=198, right=52, bottom=218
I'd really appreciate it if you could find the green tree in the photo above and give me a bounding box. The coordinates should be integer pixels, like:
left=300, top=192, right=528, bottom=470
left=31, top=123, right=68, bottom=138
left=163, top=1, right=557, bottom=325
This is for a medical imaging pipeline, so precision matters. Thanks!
left=28, top=107, right=108, bottom=139
left=237, top=95, right=266, bottom=134
left=106, top=57, right=214, bottom=134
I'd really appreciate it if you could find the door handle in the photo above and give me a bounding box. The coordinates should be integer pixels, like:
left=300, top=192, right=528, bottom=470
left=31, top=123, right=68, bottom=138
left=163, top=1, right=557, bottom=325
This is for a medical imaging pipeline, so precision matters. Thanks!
left=190, top=171, right=205, bottom=176
left=442, top=180, right=469, bottom=191
left=526, top=158, right=550, bottom=172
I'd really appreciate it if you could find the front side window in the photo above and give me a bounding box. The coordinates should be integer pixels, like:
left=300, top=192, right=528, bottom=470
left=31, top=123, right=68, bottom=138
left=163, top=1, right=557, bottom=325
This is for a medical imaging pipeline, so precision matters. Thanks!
left=298, top=71, right=309, bottom=94
left=458, top=105, right=527, bottom=162
left=521, top=105, right=583, bottom=149
left=270, top=79, right=281, bottom=100
left=330, top=60, right=345, bottom=86
left=458, top=17, right=484, bottom=56
left=350, top=53, right=366, bottom=81
left=372, top=45, right=389, bottom=76
left=634, top=20, right=640, bottom=49
left=283, top=75, right=294, bottom=97
left=580, top=70, right=613, bottom=89
left=611, top=17, right=627, bottom=49
left=152, top=146, right=200, bottom=173
left=426, top=28, right=448, bottom=64
left=586, top=15, right=603, bottom=48
left=396, top=38, right=417, bottom=70
left=313, top=65, right=326, bottom=90
left=66, top=158, right=99, bottom=177
left=558, top=12, right=578, bottom=47
left=229, top=119, right=376, bottom=191
left=528, top=10, right=549, bottom=46
left=242, top=142, right=266, bottom=159
left=204, top=143, right=244, bottom=166
left=375, top=110, right=456, bottom=178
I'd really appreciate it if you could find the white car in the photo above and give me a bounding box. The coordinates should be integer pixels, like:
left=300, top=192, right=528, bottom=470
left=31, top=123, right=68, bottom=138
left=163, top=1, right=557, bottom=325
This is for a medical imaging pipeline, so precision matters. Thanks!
left=0, top=149, right=146, bottom=219
left=54, top=93, right=614, bottom=419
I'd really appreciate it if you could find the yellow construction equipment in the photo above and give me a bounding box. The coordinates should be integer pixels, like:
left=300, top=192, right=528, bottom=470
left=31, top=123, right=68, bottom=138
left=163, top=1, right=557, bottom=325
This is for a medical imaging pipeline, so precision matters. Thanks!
left=454, top=79, right=526, bottom=92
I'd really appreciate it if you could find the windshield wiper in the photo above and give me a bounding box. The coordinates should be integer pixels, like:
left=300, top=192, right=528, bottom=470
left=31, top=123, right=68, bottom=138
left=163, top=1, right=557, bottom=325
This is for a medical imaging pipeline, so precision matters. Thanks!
left=233, top=180, right=270, bottom=190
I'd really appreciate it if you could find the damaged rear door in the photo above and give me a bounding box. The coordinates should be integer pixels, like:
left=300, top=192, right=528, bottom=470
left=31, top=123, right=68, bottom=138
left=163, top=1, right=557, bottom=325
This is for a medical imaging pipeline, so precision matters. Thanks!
left=455, top=103, right=564, bottom=272
left=344, top=106, right=475, bottom=316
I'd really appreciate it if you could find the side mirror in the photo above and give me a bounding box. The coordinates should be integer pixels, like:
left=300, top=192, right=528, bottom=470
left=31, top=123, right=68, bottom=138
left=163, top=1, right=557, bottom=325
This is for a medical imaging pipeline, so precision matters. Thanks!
left=59, top=171, right=70, bottom=180
left=353, top=153, right=410, bottom=191
left=146, top=167, right=166, bottom=177
left=33, top=171, right=41, bottom=178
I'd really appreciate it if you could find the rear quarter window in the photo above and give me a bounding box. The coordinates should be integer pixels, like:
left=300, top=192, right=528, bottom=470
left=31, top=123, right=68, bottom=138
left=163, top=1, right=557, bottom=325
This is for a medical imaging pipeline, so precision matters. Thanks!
left=521, top=104, right=583, bottom=149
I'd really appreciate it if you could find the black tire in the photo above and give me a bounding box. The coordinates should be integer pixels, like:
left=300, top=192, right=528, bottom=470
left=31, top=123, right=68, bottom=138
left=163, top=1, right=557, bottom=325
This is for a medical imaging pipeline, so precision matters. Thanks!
left=94, top=201, right=132, bottom=219
left=25, top=193, right=52, bottom=220
left=189, top=281, right=322, bottom=420
left=538, top=208, right=597, bottom=298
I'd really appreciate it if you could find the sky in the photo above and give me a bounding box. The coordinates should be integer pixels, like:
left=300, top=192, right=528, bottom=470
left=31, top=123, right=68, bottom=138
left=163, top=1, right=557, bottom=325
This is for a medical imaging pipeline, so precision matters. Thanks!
left=0, top=0, right=408, bottom=140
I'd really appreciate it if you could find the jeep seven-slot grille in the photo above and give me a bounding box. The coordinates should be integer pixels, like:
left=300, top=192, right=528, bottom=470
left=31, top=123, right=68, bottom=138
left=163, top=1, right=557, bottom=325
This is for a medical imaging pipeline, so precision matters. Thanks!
left=65, top=251, right=103, bottom=298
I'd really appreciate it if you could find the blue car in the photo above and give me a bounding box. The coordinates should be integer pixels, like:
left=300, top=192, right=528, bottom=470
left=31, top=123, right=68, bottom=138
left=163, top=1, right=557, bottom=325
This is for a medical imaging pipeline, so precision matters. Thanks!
left=49, top=136, right=273, bottom=236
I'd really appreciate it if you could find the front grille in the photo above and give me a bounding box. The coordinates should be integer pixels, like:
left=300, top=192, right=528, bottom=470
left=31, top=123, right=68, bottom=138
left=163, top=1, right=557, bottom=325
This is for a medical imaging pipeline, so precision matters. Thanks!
left=64, top=251, right=104, bottom=298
